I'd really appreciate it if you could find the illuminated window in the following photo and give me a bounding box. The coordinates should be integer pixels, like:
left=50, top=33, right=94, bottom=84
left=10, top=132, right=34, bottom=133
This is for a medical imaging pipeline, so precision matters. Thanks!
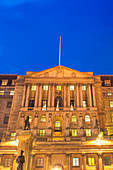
left=4, top=115, right=9, bottom=124
left=72, top=129, right=77, bottom=136
left=86, top=129, right=91, bottom=136
left=70, top=85, right=74, bottom=91
left=40, top=129, right=45, bottom=136
left=4, top=158, right=11, bottom=167
left=83, top=101, right=87, bottom=107
left=2, top=80, right=8, bottom=85
left=110, top=101, right=113, bottom=108
left=70, top=100, right=75, bottom=108
left=85, top=115, right=90, bottom=122
left=36, top=158, right=43, bottom=167
left=82, top=85, right=86, bottom=91
left=55, top=121, right=60, bottom=131
left=43, top=85, right=48, bottom=91
left=7, top=101, right=12, bottom=108
left=10, top=91, right=14, bottom=95
left=0, top=91, right=4, bottom=95
left=100, top=131, right=103, bottom=136
left=11, top=132, right=16, bottom=136
left=88, top=157, right=95, bottom=166
left=105, top=80, right=111, bottom=86
left=73, top=158, right=79, bottom=166
left=107, top=92, right=112, bottom=95
left=111, top=113, right=113, bottom=122
left=31, top=85, right=36, bottom=91
left=29, top=116, right=32, bottom=123
left=41, top=116, right=46, bottom=122
left=72, top=115, right=77, bottom=122
left=104, top=157, right=110, bottom=165
left=56, top=85, right=61, bottom=91
left=42, top=100, right=47, bottom=110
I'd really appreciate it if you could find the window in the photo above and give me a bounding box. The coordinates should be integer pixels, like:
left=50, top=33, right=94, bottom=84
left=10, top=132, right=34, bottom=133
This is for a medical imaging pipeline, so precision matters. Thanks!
left=29, top=116, right=32, bottom=123
left=107, top=92, right=112, bottom=95
left=86, top=129, right=91, bottom=136
left=105, top=80, right=111, bottom=86
left=111, top=112, right=113, bottom=122
left=70, top=100, right=75, bottom=109
left=83, top=100, right=87, bottom=107
left=82, top=85, right=86, bottom=91
left=11, top=132, right=16, bottom=136
left=31, top=85, right=36, bottom=91
left=29, top=100, right=35, bottom=107
left=42, top=100, right=47, bottom=110
left=85, top=115, right=90, bottom=122
left=72, top=115, right=77, bottom=122
left=73, top=158, right=79, bottom=166
left=72, top=129, right=77, bottom=136
left=41, top=116, right=46, bottom=122
left=110, top=101, right=113, bottom=108
left=70, top=85, right=74, bottom=91
left=2, top=80, right=8, bottom=85
left=4, top=158, right=11, bottom=167
left=104, top=157, right=110, bottom=165
left=40, top=130, right=45, bottom=136
left=43, top=85, right=48, bottom=91
left=88, top=157, right=95, bottom=166
left=36, top=158, right=43, bottom=167
left=7, top=102, right=12, bottom=108
left=4, top=115, right=9, bottom=124
left=12, top=80, right=15, bottom=85
left=10, top=91, right=14, bottom=95
left=55, top=121, right=60, bottom=131
left=0, top=91, right=4, bottom=95
left=56, top=85, right=61, bottom=91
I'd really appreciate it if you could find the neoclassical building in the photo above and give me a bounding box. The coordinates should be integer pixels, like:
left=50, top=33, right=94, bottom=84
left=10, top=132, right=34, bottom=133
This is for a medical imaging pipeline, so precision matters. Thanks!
left=0, top=65, right=113, bottom=170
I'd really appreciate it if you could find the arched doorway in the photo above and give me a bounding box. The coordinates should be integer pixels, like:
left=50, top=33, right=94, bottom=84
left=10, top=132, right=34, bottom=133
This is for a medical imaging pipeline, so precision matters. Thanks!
left=51, top=164, right=64, bottom=170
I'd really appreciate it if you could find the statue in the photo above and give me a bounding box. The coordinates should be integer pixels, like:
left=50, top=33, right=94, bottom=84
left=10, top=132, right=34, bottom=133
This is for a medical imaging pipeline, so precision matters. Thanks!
left=16, top=150, right=25, bottom=170
left=24, top=116, right=30, bottom=130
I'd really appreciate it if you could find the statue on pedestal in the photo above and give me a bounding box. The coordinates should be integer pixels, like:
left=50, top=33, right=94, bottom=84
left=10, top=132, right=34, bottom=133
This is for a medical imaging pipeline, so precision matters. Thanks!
left=16, top=150, right=25, bottom=170
left=24, top=116, right=30, bottom=130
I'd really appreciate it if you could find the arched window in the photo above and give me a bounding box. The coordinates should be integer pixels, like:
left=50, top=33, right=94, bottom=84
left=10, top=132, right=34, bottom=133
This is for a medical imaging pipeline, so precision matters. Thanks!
left=55, top=121, right=61, bottom=131
left=41, top=116, right=46, bottom=122
left=72, top=115, right=77, bottom=122
left=85, top=115, right=90, bottom=122
left=55, top=96, right=62, bottom=108
left=29, top=116, right=32, bottom=123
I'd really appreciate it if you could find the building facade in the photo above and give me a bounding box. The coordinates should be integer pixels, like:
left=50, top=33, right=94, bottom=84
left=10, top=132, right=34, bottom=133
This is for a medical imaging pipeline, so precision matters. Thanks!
left=0, top=65, right=113, bottom=170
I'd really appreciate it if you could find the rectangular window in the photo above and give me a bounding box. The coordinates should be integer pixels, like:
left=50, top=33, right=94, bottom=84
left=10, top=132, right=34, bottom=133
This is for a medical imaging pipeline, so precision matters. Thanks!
left=110, top=101, right=113, bottom=108
left=40, top=130, right=45, bottom=136
left=86, top=129, right=91, bottom=136
left=56, top=85, right=61, bottom=91
left=70, top=85, right=74, bottom=91
left=4, top=115, right=9, bottom=124
left=83, top=100, right=87, bottom=107
left=55, top=121, right=60, bottom=131
left=10, top=91, right=14, bottom=95
left=104, top=80, right=111, bottom=86
left=88, top=157, right=95, bottom=166
left=36, top=158, right=43, bottom=167
left=29, top=100, right=35, bottom=107
left=72, top=115, right=77, bottom=122
left=104, top=157, right=110, bottom=165
left=72, top=129, right=77, bottom=136
left=82, top=85, right=86, bottom=91
left=107, top=92, right=112, bottom=95
left=2, top=80, right=8, bottom=86
left=11, top=132, right=16, bottom=136
left=0, top=91, right=4, bottom=95
left=31, top=85, right=36, bottom=91
left=42, top=100, right=47, bottom=110
left=7, top=102, right=12, bottom=108
left=43, top=85, right=48, bottom=91
left=73, top=158, right=79, bottom=166
left=4, top=158, right=11, bottom=167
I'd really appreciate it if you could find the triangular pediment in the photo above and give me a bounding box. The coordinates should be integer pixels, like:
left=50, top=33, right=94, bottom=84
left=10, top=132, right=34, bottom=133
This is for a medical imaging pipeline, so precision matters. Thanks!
left=26, top=65, right=93, bottom=78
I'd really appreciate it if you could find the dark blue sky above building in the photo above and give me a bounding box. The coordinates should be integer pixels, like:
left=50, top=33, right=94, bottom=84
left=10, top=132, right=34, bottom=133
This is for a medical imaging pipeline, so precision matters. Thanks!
left=0, top=0, right=113, bottom=75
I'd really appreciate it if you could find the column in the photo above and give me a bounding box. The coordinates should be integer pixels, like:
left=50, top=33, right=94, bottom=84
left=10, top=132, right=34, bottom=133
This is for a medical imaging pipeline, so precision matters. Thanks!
left=88, top=84, right=92, bottom=107
left=25, top=84, right=30, bottom=107
left=98, top=153, right=103, bottom=170
left=51, top=84, right=55, bottom=107
left=21, top=84, right=26, bottom=107
left=82, top=153, right=87, bottom=170
left=92, top=85, right=96, bottom=107
left=46, top=154, right=50, bottom=170
left=64, top=84, right=66, bottom=107
left=47, top=84, right=51, bottom=107
left=80, top=84, right=83, bottom=107
left=34, top=85, right=39, bottom=107
left=76, top=84, right=79, bottom=107
left=38, top=84, right=42, bottom=107
left=66, top=154, right=71, bottom=170
left=68, top=85, right=70, bottom=107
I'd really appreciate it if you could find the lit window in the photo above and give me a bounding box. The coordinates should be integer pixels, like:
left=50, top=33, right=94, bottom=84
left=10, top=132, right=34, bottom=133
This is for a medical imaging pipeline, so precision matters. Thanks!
left=10, top=91, right=14, bottom=95
left=7, top=101, right=12, bottom=108
left=70, top=85, right=74, bottom=91
left=72, top=115, right=77, bottom=122
left=105, top=80, right=111, bottom=86
left=73, top=158, right=79, bottom=166
left=55, top=121, right=60, bottom=131
left=56, top=85, right=61, bottom=91
left=83, top=101, right=87, bottom=107
left=40, top=129, right=45, bottom=136
left=11, top=132, right=16, bottom=136
left=36, top=158, right=43, bottom=167
left=111, top=112, right=113, bottom=122
left=110, top=101, right=113, bottom=108
left=42, top=100, right=47, bottom=110
left=31, top=85, right=36, bottom=91
left=107, top=92, right=112, bottom=95
left=86, top=129, right=91, bottom=136
left=41, top=116, right=46, bottom=122
left=72, top=129, right=77, bottom=136
left=88, top=157, right=95, bottom=166
left=85, top=115, right=90, bottom=122
left=0, top=91, right=4, bottom=95
left=43, top=85, right=48, bottom=91
left=4, top=115, right=9, bottom=124
left=82, top=85, right=86, bottom=91
left=29, top=116, right=32, bottom=123
left=104, top=157, right=110, bottom=165
left=4, top=158, right=11, bottom=167
left=2, top=80, right=8, bottom=85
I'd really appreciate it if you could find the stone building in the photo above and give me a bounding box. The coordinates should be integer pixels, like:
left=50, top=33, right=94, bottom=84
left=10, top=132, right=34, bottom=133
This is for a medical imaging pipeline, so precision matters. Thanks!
left=0, top=65, right=113, bottom=170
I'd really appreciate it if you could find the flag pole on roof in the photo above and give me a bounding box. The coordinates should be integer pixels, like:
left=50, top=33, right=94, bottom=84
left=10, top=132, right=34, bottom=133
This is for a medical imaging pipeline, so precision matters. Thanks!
left=59, top=36, right=61, bottom=66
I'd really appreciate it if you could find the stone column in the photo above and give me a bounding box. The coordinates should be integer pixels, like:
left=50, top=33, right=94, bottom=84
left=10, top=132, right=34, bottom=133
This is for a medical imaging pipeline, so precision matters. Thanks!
left=64, top=84, right=66, bottom=107
left=76, top=84, right=79, bottom=107
left=98, top=153, right=103, bottom=170
left=51, top=84, right=55, bottom=107
left=34, top=85, right=39, bottom=107
left=46, top=154, right=51, bottom=170
left=48, top=84, right=51, bottom=107
left=80, top=84, right=83, bottom=107
left=88, top=84, right=92, bottom=107
left=92, top=85, right=96, bottom=107
left=68, top=85, right=70, bottom=107
left=25, top=84, right=30, bottom=107
left=21, top=85, right=26, bottom=107
left=82, top=153, right=87, bottom=170
left=38, top=84, right=42, bottom=107
left=66, top=154, right=71, bottom=170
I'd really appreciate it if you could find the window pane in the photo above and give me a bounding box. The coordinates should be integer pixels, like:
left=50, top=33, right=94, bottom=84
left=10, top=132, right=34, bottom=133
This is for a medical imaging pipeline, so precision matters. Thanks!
left=4, top=115, right=9, bottom=124
left=88, top=158, right=95, bottom=166
left=40, top=130, right=45, bottom=136
left=72, top=115, right=77, bottom=122
left=36, top=158, right=43, bottom=167
left=73, top=158, right=79, bottom=166
left=72, top=129, right=77, bottom=136
left=86, top=129, right=91, bottom=136
left=104, top=157, right=110, bottom=165
left=10, top=91, right=14, bottom=95
left=2, top=80, right=8, bottom=85
left=56, top=85, right=61, bottom=91
left=85, top=115, right=90, bottom=122
left=41, top=116, right=46, bottom=122
left=4, top=158, right=11, bottom=167
left=7, top=102, right=12, bottom=108
left=43, top=85, right=48, bottom=91
left=110, top=101, right=113, bottom=108
left=83, top=101, right=87, bottom=107
left=31, top=85, right=36, bottom=91
left=55, top=121, right=60, bottom=130
left=11, top=132, right=16, bottom=136
left=0, top=91, right=4, bottom=95
left=70, top=85, right=74, bottom=91
left=82, top=85, right=86, bottom=91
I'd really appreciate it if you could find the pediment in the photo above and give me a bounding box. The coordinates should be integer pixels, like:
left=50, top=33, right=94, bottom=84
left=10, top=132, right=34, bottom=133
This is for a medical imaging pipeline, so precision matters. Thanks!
left=26, top=65, right=93, bottom=78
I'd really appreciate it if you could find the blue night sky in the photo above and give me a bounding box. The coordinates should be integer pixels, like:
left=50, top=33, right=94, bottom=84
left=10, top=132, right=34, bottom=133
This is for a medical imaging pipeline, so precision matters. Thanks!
left=0, top=0, right=113, bottom=75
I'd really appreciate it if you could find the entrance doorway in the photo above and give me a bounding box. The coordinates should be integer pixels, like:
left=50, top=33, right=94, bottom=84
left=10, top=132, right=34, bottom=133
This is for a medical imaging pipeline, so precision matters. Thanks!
left=51, top=164, right=64, bottom=170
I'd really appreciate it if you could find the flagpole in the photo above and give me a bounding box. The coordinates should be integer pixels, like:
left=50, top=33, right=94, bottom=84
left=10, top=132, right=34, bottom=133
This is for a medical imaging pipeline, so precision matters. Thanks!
left=59, top=36, right=61, bottom=66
